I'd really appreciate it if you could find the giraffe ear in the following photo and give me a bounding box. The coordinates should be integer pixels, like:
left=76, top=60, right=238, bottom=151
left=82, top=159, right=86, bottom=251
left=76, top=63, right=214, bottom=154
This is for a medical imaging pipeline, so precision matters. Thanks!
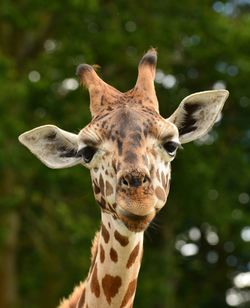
left=19, top=125, right=81, bottom=169
left=168, top=90, right=229, bottom=144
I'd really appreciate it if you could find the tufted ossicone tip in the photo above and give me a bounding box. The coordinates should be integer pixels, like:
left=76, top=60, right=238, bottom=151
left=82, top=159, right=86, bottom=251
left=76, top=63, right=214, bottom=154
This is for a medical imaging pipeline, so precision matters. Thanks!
left=76, top=63, right=103, bottom=89
left=76, top=64, right=93, bottom=78
left=135, top=48, right=159, bottom=112
left=139, top=48, right=157, bottom=67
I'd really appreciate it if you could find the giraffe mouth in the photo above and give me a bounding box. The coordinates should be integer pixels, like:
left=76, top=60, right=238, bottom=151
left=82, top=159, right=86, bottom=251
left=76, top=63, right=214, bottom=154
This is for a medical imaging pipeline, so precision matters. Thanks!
left=117, top=207, right=156, bottom=232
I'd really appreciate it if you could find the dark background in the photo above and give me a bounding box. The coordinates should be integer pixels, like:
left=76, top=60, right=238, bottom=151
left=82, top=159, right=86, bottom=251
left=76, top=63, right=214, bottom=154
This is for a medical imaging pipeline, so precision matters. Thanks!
left=1, top=0, right=250, bottom=307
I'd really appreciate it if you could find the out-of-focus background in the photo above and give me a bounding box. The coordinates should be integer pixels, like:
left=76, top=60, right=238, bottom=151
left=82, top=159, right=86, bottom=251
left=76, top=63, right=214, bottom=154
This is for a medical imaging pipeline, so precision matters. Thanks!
left=1, top=1, right=250, bottom=307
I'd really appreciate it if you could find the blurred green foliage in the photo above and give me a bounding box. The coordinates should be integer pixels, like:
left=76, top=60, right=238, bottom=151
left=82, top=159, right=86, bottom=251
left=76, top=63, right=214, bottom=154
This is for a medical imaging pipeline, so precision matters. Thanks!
left=0, top=0, right=250, bottom=307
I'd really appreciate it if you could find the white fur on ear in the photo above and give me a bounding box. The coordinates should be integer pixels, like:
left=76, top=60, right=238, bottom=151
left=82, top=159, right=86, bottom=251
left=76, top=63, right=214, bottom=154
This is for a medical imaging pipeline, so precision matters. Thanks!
left=19, top=125, right=81, bottom=169
left=168, top=90, right=229, bottom=144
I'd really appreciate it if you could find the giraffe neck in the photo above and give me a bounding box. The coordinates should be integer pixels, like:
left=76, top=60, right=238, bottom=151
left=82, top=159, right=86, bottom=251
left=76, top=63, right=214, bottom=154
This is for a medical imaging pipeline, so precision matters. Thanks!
left=80, top=212, right=144, bottom=308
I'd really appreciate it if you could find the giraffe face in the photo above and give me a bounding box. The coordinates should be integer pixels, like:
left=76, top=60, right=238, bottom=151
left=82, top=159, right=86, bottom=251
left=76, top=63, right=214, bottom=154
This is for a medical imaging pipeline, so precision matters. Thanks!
left=78, top=103, right=179, bottom=232
left=19, top=50, right=228, bottom=233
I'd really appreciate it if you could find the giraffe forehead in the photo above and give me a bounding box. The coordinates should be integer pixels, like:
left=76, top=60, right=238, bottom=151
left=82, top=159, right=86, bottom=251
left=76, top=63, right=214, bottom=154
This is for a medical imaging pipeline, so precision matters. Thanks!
left=88, top=105, right=173, bottom=143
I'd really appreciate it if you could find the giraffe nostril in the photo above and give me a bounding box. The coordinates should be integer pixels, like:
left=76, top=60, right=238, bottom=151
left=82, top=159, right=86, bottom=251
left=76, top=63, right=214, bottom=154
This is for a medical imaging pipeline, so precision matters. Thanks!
left=129, top=176, right=141, bottom=188
left=120, top=174, right=150, bottom=188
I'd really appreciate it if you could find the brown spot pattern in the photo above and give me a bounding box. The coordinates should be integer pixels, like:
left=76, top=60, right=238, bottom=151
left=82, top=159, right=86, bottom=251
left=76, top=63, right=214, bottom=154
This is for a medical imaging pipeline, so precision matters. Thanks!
left=114, top=230, right=129, bottom=246
left=161, top=171, right=166, bottom=187
left=90, top=265, right=100, bottom=297
left=117, top=139, right=123, bottom=155
left=89, top=233, right=99, bottom=274
left=164, top=174, right=169, bottom=190
left=156, top=169, right=160, bottom=182
left=155, top=186, right=166, bottom=201
left=100, top=244, right=105, bottom=263
left=124, top=151, right=138, bottom=164
left=110, top=247, right=118, bottom=263
left=99, top=174, right=105, bottom=195
left=105, top=180, right=113, bottom=196
left=120, top=279, right=137, bottom=308
left=77, top=288, right=85, bottom=307
left=126, top=243, right=140, bottom=268
left=93, top=181, right=101, bottom=195
left=101, top=223, right=110, bottom=243
left=99, top=197, right=106, bottom=209
left=112, top=159, right=116, bottom=172
left=102, top=275, right=122, bottom=304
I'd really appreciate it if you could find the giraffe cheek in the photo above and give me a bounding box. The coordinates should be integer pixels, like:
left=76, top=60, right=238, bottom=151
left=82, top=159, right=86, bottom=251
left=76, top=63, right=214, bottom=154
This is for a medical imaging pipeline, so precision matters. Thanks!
left=105, top=180, right=113, bottom=196
left=155, top=186, right=166, bottom=201
left=154, top=185, right=169, bottom=210
left=104, top=179, right=116, bottom=206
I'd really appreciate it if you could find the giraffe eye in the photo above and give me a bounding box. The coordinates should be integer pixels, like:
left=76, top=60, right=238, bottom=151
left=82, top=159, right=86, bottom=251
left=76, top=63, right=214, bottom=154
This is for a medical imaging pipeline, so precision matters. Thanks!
left=77, top=146, right=97, bottom=163
left=163, top=141, right=179, bottom=156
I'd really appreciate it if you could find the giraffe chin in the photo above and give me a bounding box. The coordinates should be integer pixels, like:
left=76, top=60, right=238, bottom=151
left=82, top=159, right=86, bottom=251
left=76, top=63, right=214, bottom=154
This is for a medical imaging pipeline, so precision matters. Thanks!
left=117, top=206, right=156, bottom=232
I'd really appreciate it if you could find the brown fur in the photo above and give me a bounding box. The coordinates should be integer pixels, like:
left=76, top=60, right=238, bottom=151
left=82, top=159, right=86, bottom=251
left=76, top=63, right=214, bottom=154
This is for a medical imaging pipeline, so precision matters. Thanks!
left=114, top=230, right=129, bottom=247
left=110, top=247, right=118, bottom=263
left=102, top=274, right=122, bottom=304
left=101, top=223, right=110, bottom=243
left=126, top=243, right=140, bottom=269
left=120, top=279, right=137, bottom=308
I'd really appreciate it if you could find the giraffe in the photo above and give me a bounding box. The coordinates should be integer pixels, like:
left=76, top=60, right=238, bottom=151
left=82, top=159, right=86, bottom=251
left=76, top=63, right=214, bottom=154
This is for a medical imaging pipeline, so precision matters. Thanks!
left=19, top=49, right=229, bottom=307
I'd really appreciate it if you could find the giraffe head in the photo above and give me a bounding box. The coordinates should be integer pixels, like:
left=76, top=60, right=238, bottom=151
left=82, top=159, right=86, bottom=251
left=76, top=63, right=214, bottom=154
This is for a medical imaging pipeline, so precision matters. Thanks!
left=19, top=49, right=228, bottom=232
